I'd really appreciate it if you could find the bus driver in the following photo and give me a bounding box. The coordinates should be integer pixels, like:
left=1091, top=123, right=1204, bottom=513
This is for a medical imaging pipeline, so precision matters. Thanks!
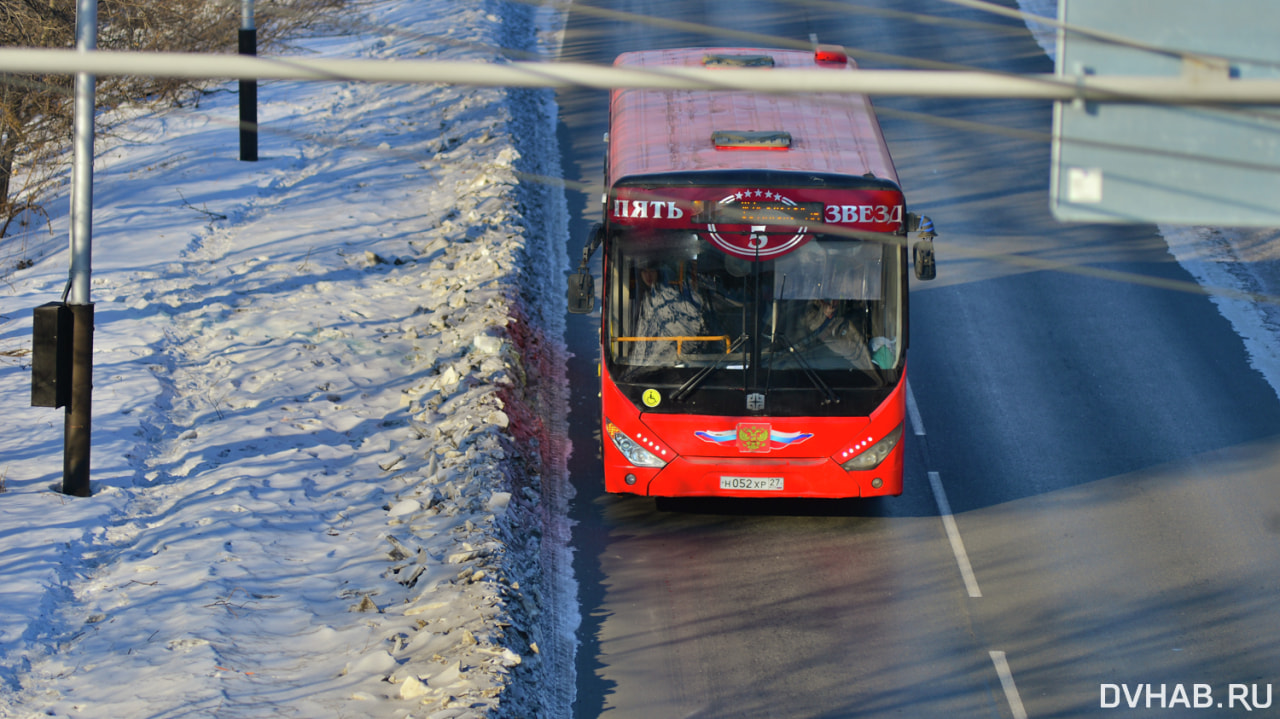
left=800, top=299, right=874, bottom=369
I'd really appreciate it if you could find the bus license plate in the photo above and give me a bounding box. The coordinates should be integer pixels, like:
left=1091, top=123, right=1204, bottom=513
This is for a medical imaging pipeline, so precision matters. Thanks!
left=720, top=476, right=784, bottom=491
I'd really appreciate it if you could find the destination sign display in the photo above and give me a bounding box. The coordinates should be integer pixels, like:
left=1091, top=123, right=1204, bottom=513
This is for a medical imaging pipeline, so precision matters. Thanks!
left=706, top=198, right=825, bottom=225
left=608, top=186, right=906, bottom=259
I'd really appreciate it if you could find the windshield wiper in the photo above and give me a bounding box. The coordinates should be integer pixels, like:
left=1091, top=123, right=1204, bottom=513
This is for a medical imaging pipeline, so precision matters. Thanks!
left=670, top=334, right=748, bottom=403
left=768, top=331, right=840, bottom=405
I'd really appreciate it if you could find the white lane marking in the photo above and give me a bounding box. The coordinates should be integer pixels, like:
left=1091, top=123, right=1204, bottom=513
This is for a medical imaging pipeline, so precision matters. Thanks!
left=905, top=379, right=926, bottom=436
left=990, top=651, right=1029, bottom=719
left=928, top=471, right=982, bottom=598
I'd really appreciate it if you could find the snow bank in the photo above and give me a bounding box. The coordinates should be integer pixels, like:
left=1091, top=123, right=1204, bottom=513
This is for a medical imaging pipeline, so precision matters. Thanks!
left=0, top=0, right=574, bottom=716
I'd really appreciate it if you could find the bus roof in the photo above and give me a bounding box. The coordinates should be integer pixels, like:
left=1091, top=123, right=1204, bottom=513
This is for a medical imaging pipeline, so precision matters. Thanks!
left=608, top=47, right=900, bottom=187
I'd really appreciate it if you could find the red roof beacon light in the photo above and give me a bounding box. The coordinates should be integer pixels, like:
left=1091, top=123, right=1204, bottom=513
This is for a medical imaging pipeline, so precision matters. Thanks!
left=815, top=44, right=849, bottom=66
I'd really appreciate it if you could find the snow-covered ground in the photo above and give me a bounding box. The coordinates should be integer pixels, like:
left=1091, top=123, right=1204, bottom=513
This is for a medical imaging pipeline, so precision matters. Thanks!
left=0, top=0, right=575, bottom=717
left=1, top=1, right=1276, bottom=717
left=1016, top=0, right=1280, bottom=400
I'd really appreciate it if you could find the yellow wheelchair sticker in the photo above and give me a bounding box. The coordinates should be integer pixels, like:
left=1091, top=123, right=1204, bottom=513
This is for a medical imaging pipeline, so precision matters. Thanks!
left=642, top=389, right=661, bottom=408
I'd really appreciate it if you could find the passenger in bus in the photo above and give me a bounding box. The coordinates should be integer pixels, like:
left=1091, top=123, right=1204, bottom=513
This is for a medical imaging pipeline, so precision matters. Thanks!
left=631, top=261, right=708, bottom=365
left=800, top=299, right=873, bottom=368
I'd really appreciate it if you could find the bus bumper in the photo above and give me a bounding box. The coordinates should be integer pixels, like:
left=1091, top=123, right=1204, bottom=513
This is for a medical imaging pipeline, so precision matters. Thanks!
left=603, top=442, right=904, bottom=498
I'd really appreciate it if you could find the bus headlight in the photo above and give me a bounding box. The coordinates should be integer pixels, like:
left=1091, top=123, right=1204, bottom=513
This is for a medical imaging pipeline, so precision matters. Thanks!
left=839, top=423, right=904, bottom=472
left=606, top=419, right=669, bottom=468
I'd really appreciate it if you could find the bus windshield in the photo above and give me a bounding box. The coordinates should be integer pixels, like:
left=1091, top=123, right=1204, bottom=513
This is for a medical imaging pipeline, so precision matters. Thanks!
left=606, top=227, right=904, bottom=402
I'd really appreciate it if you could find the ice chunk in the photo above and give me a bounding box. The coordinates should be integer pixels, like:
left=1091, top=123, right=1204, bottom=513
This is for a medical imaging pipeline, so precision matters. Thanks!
left=472, top=335, right=502, bottom=354
left=399, top=675, right=429, bottom=700
left=388, top=499, right=421, bottom=518
left=486, top=492, right=511, bottom=512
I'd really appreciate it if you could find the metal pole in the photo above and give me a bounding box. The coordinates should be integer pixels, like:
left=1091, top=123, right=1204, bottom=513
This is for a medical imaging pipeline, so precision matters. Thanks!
left=239, top=0, right=257, bottom=161
left=6, top=51, right=1280, bottom=104
left=64, top=0, right=97, bottom=497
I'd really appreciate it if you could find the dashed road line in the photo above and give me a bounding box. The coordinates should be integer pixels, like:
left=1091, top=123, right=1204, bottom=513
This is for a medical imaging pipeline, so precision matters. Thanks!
left=906, top=379, right=926, bottom=436
left=990, top=651, right=1029, bottom=719
left=928, top=470, right=983, bottom=598
left=911, top=384, right=1020, bottom=714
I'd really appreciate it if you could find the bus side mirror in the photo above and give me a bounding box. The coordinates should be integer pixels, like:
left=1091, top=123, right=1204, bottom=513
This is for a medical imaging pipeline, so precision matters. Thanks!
left=908, top=213, right=937, bottom=281
left=568, top=223, right=604, bottom=313
left=568, top=271, right=595, bottom=314
left=913, top=240, right=936, bottom=281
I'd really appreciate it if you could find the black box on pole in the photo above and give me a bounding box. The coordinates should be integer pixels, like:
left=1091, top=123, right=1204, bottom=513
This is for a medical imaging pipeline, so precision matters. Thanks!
left=32, top=302, right=73, bottom=408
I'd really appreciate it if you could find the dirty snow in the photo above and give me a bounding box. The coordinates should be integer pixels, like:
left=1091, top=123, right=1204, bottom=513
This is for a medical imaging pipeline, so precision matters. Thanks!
left=0, top=0, right=575, bottom=717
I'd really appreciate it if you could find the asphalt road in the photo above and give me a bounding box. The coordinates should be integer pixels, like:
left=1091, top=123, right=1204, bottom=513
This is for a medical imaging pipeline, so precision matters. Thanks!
left=555, top=1, right=1280, bottom=716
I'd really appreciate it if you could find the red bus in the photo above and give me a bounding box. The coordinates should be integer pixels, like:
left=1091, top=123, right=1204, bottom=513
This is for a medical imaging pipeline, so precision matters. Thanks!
left=568, top=46, right=937, bottom=498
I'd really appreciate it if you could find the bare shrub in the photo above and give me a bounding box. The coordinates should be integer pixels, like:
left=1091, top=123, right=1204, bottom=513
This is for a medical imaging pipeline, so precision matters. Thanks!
left=0, top=0, right=346, bottom=253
